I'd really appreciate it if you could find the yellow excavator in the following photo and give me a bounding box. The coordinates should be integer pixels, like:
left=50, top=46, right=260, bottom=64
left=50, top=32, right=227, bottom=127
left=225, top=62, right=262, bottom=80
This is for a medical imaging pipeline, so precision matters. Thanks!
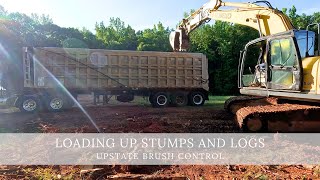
left=170, top=0, right=320, bottom=132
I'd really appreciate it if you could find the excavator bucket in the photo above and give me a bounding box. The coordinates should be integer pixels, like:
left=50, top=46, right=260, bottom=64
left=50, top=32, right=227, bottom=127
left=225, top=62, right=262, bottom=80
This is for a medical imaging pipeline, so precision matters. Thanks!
left=169, top=31, right=179, bottom=51
left=170, top=29, right=190, bottom=51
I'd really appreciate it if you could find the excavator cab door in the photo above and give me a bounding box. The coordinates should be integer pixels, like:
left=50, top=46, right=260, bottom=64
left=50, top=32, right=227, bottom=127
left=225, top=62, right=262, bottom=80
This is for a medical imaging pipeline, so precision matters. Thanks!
left=239, top=40, right=268, bottom=88
left=266, top=37, right=302, bottom=91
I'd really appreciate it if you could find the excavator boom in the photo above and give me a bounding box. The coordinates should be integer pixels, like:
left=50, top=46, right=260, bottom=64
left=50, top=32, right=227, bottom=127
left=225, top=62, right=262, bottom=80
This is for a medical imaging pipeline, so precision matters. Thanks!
left=170, top=0, right=295, bottom=51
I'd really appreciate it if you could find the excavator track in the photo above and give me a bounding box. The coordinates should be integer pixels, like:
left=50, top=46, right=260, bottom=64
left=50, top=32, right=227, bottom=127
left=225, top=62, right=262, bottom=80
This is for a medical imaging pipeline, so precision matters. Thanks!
left=225, top=96, right=320, bottom=132
left=224, top=96, right=266, bottom=113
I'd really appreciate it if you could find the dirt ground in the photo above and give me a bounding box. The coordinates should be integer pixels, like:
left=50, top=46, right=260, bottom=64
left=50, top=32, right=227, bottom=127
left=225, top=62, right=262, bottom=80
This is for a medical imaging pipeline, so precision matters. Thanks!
left=0, top=95, right=238, bottom=133
left=0, top=95, right=319, bottom=179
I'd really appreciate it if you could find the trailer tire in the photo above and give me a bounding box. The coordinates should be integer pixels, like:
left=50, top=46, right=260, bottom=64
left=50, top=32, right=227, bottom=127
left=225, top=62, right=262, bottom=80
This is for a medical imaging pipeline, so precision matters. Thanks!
left=64, top=98, right=75, bottom=109
left=18, top=96, right=40, bottom=113
left=45, top=96, right=65, bottom=112
left=151, top=92, right=169, bottom=108
left=149, top=95, right=154, bottom=105
left=116, top=94, right=134, bottom=103
left=64, top=94, right=77, bottom=109
left=171, top=92, right=188, bottom=107
left=189, top=91, right=205, bottom=106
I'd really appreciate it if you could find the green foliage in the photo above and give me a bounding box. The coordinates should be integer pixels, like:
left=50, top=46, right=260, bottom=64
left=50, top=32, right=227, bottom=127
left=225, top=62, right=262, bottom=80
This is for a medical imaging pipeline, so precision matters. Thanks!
left=31, top=13, right=53, bottom=25
left=282, top=6, right=313, bottom=29
left=62, top=38, right=88, bottom=48
left=137, top=22, right=171, bottom=51
left=0, top=5, right=104, bottom=49
left=80, top=27, right=105, bottom=49
left=189, top=22, right=259, bottom=95
left=95, top=17, right=138, bottom=50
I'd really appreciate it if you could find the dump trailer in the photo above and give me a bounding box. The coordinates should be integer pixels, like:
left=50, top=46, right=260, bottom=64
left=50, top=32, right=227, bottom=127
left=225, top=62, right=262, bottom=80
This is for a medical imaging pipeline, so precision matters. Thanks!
left=1, top=47, right=209, bottom=112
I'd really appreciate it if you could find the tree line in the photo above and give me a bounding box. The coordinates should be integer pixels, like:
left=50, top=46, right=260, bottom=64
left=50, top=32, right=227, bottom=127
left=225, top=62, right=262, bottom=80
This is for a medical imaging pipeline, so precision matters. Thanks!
left=0, top=5, right=319, bottom=95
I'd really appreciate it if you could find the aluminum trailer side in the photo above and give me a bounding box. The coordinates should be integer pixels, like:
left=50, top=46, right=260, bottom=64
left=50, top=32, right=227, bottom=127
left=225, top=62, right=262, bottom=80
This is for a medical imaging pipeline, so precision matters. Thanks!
left=4, top=47, right=209, bottom=112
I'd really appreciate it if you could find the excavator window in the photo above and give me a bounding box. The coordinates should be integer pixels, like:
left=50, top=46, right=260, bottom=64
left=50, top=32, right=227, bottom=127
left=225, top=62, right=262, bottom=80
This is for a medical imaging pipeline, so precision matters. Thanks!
left=295, top=30, right=315, bottom=58
left=241, top=41, right=267, bottom=87
left=241, top=37, right=300, bottom=90
left=270, top=38, right=297, bottom=67
left=268, top=37, right=300, bottom=90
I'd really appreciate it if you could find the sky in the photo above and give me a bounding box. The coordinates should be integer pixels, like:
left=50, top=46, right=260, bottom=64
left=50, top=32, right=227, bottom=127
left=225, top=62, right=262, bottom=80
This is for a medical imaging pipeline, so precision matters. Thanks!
left=0, top=0, right=319, bottom=32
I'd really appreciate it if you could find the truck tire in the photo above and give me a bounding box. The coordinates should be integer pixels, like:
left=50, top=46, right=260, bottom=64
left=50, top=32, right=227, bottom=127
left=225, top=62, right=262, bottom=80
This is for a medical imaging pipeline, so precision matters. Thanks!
left=151, top=92, right=169, bottom=108
left=18, top=96, right=40, bottom=113
left=171, top=92, right=188, bottom=107
left=45, top=95, right=65, bottom=112
left=189, top=91, right=205, bottom=106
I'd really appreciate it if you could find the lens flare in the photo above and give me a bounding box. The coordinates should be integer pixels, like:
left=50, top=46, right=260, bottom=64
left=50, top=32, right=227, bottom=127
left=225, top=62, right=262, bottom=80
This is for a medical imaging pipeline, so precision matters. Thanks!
left=32, top=55, right=101, bottom=133
left=0, top=44, right=10, bottom=59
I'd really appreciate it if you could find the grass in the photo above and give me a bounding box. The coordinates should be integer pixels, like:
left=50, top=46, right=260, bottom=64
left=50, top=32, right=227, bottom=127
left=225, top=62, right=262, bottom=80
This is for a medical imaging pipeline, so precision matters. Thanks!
left=132, top=96, right=151, bottom=106
left=205, top=96, right=234, bottom=109
left=0, top=127, right=13, bottom=133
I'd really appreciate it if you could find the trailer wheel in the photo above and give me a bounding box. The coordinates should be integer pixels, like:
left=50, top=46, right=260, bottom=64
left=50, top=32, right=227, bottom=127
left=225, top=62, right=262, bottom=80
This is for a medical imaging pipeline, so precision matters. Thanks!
left=189, top=91, right=205, bottom=106
left=171, top=92, right=188, bottom=107
left=46, top=96, right=65, bottom=112
left=152, top=92, right=169, bottom=108
left=19, top=96, right=40, bottom=113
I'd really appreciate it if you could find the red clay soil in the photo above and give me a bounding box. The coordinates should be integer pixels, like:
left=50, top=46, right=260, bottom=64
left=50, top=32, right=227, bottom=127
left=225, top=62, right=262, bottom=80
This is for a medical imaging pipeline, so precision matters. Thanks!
left=0, top=164, right=319, bottom=179
left=0, top=104, right=237, bottom=133
left=0, top=98, right=318, bottom=179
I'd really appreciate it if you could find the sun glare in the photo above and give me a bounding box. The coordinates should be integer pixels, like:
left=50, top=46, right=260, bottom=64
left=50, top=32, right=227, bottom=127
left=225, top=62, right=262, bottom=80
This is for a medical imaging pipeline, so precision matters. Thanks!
left=1, top=0, right=49, bottom=16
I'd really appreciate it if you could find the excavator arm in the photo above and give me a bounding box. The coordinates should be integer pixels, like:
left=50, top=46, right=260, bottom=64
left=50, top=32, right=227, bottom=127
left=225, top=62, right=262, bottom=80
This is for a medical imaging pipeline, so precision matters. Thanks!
left=170, top=0, right=295, bottom=51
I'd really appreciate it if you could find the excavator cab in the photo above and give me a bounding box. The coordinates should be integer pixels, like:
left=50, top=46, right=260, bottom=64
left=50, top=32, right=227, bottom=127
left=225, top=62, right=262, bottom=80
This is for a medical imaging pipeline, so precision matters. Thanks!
left=239, top=30, right=317, bottom=94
